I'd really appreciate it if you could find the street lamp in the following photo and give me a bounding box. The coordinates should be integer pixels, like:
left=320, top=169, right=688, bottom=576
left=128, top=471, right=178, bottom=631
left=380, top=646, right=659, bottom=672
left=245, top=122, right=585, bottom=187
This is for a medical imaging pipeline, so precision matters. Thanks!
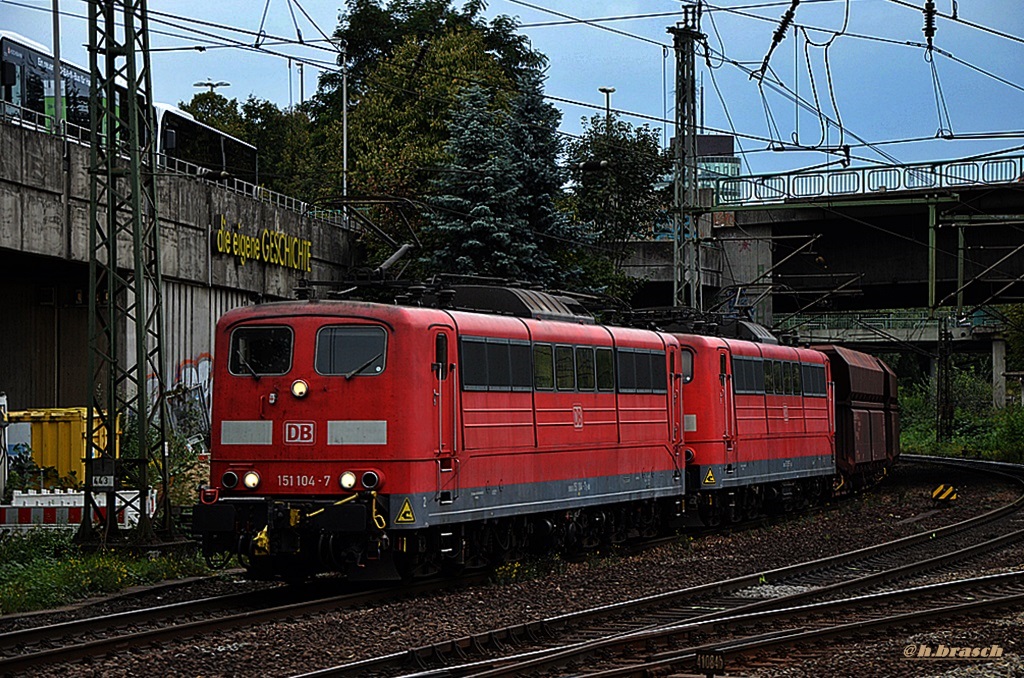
left=193, top=80, right=230, bottom=93
left=598, top=86, right=615, bottom=132
left=330, top=38, right=350, bottom=218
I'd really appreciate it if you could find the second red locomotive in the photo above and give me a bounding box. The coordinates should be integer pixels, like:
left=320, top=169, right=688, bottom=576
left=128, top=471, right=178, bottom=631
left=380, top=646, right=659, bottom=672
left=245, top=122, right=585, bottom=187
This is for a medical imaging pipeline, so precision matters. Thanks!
left=192, top=287, right=898, bottom=579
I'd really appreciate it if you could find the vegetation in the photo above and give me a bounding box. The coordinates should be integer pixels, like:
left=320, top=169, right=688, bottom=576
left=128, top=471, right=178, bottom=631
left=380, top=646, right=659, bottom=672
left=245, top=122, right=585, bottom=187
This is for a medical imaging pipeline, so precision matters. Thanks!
left=174, top=0, right=670, bottom=298
left=896, top=350, right=1024, bottom=463
left=0, top=530, right=209, bottom=614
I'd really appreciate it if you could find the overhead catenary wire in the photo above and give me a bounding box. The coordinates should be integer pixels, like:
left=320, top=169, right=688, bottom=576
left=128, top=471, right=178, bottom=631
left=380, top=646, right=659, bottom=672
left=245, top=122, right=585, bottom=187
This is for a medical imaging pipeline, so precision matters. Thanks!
left=6, top=0, right=1024, bottom=180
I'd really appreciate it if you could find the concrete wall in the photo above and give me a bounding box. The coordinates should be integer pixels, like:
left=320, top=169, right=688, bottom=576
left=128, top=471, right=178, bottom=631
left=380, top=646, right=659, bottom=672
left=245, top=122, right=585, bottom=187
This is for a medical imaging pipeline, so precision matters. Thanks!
left=0, top=120, right=356, bottom=409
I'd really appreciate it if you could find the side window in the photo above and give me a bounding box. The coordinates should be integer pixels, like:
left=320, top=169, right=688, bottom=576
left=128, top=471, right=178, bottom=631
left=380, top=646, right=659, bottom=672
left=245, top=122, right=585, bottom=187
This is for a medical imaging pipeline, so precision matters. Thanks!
left=790, top=362, right=802, bottom=395
left=459, top=337, right=530, bottom=391
left=763, top=360, right=774, bottom=394
left=680, top=349, right=694, bottom=384
left=434, top=334, right=448, bottom=379
left=487, top=341, right=511, bottom=391
left=596, top=348, right=615, bottom=391
left=510, top=342, right=533, bottom=391
left=802, top=363, right=827, bottom=397
left=617, top=349, right=667, bottom=394
left=651, top=352, right=667, bottom=393
left=575, top=347, right=596, bottom=391
left=534, top=344, right=554, bottom=390
left=734, top=357, right=751, bottom=393
left=771, top=361, right=784, bottom=395
left=636, top=352, right=654, bottom=392
left=617, top=350, right=637, bottom=393
left=459, top=338, right=488, bottom=390
left=555, top=345, right=575, bottom=390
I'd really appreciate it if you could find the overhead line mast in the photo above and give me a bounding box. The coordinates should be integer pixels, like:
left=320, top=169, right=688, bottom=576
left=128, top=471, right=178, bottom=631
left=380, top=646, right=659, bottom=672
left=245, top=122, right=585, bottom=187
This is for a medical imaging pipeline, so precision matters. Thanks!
left=78, top=0, right=171, bottom=543
left=669, top=4, right=705, bottom=310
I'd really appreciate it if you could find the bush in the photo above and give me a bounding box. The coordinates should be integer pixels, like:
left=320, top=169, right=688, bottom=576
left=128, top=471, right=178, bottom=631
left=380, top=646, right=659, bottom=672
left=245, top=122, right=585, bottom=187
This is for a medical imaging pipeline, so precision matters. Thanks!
left=0, top=530, right=209, bottom=614
left=899, top=371, right=1024, bottom=463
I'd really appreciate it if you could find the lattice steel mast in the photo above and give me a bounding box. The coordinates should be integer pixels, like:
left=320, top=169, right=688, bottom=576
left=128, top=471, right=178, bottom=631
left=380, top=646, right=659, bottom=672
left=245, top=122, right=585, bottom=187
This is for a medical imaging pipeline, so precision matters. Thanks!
left=78, top=0, right=171, bottom=542
left=669, top=5, right=704, bottom=309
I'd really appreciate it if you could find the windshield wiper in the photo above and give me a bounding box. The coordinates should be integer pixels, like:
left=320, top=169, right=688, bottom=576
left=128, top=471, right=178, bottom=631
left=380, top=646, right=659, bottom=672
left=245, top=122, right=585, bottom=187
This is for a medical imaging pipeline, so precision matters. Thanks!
left=237, top=355, right=261, bottom=381
left=344, top=352, right=383, bottom=380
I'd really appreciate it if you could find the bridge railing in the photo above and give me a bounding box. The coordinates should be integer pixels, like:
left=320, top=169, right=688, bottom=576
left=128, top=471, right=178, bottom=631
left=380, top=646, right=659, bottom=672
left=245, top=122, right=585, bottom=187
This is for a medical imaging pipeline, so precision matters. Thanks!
left=713, top=154, right=1024, bottom=207
left=1, top=103, right=352, bottom=230
left=776, top=309, right=1003, bottom=340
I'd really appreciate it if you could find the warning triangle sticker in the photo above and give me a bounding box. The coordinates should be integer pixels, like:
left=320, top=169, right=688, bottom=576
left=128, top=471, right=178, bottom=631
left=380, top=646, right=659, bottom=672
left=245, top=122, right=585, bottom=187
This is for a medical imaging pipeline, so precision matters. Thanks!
left=703, top=468, right=716, bottom=485
left=395, top=498, right=416, bottom=524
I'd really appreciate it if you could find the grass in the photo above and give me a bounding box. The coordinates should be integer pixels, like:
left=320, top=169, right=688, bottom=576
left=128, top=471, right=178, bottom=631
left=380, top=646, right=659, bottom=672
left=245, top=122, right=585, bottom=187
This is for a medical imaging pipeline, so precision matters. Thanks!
left=0, top=529, right=210, bottom=615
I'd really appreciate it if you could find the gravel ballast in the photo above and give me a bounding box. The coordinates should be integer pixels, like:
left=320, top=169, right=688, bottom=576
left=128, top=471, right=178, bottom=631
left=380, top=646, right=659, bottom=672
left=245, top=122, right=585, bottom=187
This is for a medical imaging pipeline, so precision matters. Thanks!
left=16, top=461, right=1024, bottom=677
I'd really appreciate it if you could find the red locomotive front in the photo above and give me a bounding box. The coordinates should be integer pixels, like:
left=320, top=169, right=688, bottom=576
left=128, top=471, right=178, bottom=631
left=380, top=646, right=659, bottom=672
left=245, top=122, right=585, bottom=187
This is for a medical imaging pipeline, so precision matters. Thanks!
left=193, top=300, right=453, bottom=578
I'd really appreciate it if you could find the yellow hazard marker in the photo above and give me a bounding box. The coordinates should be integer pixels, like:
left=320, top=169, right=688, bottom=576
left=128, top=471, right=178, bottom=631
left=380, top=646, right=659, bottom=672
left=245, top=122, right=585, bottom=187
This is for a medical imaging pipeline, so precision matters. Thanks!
left=703, top=468, right=717, bottom=485
left=396, top=498, right=417, bottom=524
left=932, top=484, right=957, bottom=503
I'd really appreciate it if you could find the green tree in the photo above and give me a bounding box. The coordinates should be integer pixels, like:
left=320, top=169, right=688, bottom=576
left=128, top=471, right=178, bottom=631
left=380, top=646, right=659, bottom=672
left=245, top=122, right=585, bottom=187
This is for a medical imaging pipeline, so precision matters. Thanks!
left=420, top=85, right=551, bottom=281
left=178, top=91, right=244, bottom=138
left=338, top=27, right=514, bottom=258
left=563, top=115, right=671, bottom=294
left=239, top=97, right=314, bottom=198
left=310, top=0, right=543, bottom=125
left=505, top=71, right=586, bottom=288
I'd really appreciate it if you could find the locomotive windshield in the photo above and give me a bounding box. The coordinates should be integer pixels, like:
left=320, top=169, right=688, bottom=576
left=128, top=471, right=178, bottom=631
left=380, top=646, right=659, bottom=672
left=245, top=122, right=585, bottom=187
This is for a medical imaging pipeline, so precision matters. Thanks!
left=315, top=326, right=387, bottom=377
left=229, top=326, right=292, bottom=377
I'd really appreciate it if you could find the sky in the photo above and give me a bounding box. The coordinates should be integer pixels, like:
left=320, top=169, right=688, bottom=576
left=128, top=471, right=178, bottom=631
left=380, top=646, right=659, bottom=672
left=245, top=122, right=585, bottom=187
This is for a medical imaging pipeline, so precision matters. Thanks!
left=4, top=0, right=1024, bottom=176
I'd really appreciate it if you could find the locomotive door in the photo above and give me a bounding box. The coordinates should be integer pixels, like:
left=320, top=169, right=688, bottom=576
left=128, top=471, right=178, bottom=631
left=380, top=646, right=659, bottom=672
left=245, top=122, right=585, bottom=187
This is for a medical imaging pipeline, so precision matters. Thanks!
left=718, top=349, right=736, bottom=457
left=432, top=328, right=459, bottom=503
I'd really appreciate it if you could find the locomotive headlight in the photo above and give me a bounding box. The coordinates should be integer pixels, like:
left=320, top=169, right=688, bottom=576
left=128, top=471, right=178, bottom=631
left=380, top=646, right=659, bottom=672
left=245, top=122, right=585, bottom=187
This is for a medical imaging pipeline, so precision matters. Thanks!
left=361, top=471, right=380, bottom=489
left=340, top=471, right=357, bottom=490
left=291, top=379, right=309, bottom=398
left=221, top=471, right=239, bottom=489
left=242, top=471, right=261, bottom=490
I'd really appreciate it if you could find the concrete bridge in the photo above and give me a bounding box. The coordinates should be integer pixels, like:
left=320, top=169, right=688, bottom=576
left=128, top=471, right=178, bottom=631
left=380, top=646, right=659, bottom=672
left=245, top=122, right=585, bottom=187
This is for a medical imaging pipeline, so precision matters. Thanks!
left=626, top=154, right=1024, bottom=322
left=0, top=115, right=356, bottom=409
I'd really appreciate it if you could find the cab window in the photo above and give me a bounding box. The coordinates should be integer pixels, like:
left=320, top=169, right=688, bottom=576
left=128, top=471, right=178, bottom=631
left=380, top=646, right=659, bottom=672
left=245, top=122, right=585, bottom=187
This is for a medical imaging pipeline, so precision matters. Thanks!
left=315, top=326, right=387, bottom=376
left=229, top=326, right=292, bottom=376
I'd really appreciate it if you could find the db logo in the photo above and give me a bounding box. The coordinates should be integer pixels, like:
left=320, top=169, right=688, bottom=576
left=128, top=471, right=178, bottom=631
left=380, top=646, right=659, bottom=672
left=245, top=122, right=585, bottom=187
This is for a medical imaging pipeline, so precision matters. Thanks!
left=284, top=421, right=315, bottom=444
left=572, top=404, right=584, bottom=430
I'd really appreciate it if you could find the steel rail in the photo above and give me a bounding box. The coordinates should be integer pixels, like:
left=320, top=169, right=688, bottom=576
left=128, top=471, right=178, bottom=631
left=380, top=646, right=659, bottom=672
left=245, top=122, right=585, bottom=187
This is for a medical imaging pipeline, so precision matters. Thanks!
left=0, top=575, right=487, bottom=674
left=300, top=457, right=1024, bottom=678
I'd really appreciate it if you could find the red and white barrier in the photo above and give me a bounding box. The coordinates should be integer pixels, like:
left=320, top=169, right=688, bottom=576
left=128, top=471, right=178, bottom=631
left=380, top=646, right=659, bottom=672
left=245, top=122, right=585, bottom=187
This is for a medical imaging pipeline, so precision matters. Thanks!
left=0, top=489, right=157, bottom=531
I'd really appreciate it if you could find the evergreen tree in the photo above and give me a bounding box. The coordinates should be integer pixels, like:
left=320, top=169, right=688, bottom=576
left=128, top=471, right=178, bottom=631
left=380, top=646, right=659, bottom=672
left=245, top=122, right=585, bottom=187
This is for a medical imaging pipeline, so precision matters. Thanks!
left=505, top=71, right=585, bottom=288
left=420, top=86, right=552, bottom=282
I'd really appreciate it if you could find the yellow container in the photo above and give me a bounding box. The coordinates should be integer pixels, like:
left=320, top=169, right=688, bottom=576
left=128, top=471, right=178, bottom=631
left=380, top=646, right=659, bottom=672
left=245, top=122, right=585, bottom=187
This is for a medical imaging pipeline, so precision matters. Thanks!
left=7, top=408, right=119, bottom=483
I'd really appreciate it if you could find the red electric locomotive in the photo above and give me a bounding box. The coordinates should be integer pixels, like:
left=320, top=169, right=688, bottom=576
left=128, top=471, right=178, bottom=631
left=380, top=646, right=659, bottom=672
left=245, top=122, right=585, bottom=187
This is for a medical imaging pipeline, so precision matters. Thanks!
left=193, top=289, right=686, bottom=579
left=675, top=334, right=835, bottom=524
left=192, top=288, right=899, bottom=580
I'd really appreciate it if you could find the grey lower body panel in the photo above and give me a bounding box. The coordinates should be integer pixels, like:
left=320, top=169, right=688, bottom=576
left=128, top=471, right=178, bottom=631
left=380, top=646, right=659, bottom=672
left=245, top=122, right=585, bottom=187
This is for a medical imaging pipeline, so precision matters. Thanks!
left=695, top=454, right=835, bottom=490
left=389, top=470, right=684, bottom=528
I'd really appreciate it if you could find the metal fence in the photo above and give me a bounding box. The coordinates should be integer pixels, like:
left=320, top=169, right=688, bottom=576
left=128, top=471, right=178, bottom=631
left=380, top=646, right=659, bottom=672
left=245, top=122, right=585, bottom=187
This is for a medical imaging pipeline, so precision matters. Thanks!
left=713, top=155, right=1024, bottom=206
left=1, top=102, right=352, bottom=230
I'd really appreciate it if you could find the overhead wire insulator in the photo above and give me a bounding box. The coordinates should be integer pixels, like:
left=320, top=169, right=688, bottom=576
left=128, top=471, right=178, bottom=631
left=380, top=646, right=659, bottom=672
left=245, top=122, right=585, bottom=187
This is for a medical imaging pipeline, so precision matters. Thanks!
left=752, top=0, right=801, bottom=80
left=773, top=2, right=799, bottom=46
left=923, top=1, right=937, bottom=50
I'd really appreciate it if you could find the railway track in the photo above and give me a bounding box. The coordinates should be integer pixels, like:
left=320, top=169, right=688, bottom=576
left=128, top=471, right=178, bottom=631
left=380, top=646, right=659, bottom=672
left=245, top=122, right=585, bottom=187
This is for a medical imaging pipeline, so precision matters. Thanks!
left=299, top=456, right=1024, bottom=677
left=0, top=575, right=486, bottom=674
